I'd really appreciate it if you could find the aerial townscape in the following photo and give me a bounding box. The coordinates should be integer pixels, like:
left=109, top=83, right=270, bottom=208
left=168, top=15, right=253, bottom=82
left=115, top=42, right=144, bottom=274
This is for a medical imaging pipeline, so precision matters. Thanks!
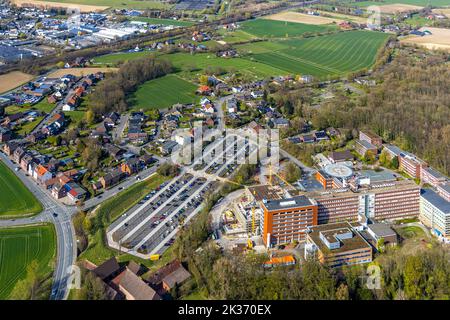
left=0, top=0, right=449, bottom=305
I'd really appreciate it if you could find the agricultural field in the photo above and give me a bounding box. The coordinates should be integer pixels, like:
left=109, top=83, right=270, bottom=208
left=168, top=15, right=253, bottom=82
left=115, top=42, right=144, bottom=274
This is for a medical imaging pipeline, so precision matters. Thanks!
left=47, top=67, right=118, bottom=78
left=130, top=17, right=196, bottom=27
left=0, top=161, right=43, bottom=218
left=240, top=30, right=390, bottom=78
left=0, top=224, right=56, bottom=299
left=377, top=3, right=424, bottom=14
left=240, top=19, right=337, bottom=38
left=433, top=8, right=450, bottom=18
left=93, top=51, right=152, bottom=65
left=130, top=74, right=197, bottom=110
left=401, top=27, right=450, bottom=52
left=0, top=71, right=34, bottom=94
left=11, top=0, right=109, bottom=12
left=267, top=11, right=367, bottom=25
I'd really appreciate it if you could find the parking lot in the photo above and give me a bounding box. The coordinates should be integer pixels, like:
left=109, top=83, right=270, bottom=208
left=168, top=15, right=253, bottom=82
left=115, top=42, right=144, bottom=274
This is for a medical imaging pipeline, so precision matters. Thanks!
left=107, top=134, right=258, bottom=256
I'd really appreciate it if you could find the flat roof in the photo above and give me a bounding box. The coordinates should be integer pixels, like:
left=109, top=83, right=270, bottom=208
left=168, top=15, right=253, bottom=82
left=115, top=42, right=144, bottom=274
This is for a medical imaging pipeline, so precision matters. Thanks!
left=262, top=195, right=315, bottom=211
left=438, top=182, right=450, bottom=193
left=306, top=179, right=419, bottom=199
left=421, top=189, right=450, bottom=214
left=356, top=139, right=377, bottom=150
left=308, top=222, right=371, bottom=255
left=367, top=223, right=397, bottom=237
left=423, top=167, right=447, bottom=180
left=359, top=170, right=396, bottom=183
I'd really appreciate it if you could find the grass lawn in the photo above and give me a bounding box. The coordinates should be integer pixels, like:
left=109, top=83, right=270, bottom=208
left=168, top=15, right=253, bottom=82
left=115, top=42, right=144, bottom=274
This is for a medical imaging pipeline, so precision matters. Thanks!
left=130, top=17, right=195, bottom=27
left=218, top=29, right=258, bottom=44
left=0, top=161, right=43, bottom=218
left=32, top=100, right=55, bottom=114
left=0, top=224, right=56, bottom=299
left=93, top=51, right=152, bottom=65
left=240, top=19, right=337, bottom=39
left=79, top=174, right=169, bottom=266
left=395, top=226, right=426, bottom=240
left=66, top=110, right=86, bottom=126
left=130, top=74, right=197, bottom=110
left=15, top=116, right=43, bottom=136
left=244, top=30, right=390, bottom=78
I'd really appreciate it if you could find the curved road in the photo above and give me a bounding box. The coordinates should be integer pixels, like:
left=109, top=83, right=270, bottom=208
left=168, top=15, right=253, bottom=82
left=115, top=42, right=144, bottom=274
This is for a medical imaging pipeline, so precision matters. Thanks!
left=0, top=152, right=76, bottom=300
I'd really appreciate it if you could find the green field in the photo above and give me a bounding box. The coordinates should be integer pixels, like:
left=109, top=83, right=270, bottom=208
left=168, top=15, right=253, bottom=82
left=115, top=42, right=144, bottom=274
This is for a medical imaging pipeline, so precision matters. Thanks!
left=130, top=17, right=195, bottom=27
left=345, top=0, right=450, bottom=7
left=95, top=51, right=288, bottom=78
left=0, top=224, right=56, bottom=299
left=0, top=161, right=42, bottom=217
left=240, top=19, right=337, bottom=38
left=42, top=0, right=169, bottom=9
left=130, top=74, right=197, bottom=110
left=243, top=30, right=390, bottom=78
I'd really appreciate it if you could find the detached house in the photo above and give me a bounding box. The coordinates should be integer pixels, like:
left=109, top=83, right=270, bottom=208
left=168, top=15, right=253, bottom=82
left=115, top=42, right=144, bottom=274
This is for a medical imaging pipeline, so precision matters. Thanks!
left=34, top=164, right=53, bottom=185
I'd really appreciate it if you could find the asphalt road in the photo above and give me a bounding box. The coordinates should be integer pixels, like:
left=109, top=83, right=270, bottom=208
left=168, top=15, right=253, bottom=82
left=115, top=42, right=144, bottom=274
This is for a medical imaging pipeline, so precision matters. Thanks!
left=0, top=152, right=76, bottom=300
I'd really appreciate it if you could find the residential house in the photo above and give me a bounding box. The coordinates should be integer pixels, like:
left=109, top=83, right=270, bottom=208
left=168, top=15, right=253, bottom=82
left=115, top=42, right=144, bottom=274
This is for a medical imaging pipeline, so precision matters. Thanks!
left=0, top=127, right=12, bottom=142
left=111, top=268, right=161, bottom=301
left=34, top=164, right=53, bottom=185
left=100, top=170, right=125, bottom=189
left=20, top=153, right=34, bottom=172
left=3, top=141, right=19, bottom=157
left=13, top=146, right=26, bottom=164
left=121, top=158, right=141, bottom=176
left=147, top=260, right=191, bottom=293
left=271, top=118, right=289, bottom=129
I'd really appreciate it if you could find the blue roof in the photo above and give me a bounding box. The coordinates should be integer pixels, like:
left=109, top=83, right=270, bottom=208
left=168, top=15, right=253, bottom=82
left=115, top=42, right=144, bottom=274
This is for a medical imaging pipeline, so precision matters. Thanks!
left=421, top=189, right=450, bottom=214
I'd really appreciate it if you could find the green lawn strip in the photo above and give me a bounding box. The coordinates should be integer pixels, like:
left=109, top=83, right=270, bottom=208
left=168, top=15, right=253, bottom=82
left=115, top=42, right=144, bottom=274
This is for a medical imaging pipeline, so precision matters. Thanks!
left=79, top=174, right=169, bottom=267
left=0, top=224, right=56, bottom=299
left=0, top=161, right=43, bottom=218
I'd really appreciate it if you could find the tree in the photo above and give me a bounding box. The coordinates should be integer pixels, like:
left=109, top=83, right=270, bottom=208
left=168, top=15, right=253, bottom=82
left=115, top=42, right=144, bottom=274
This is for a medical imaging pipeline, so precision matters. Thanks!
left=391, top=156, right=399, bottom=170
left=283, top=161, right=302, bottom=183
left=86, top=109, right=95, bottom=125
left=404, top=255, right=425, bottom=300
left=157, top=162, right=179, bottom=177
left=335, top=283, right=350, bottom=300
